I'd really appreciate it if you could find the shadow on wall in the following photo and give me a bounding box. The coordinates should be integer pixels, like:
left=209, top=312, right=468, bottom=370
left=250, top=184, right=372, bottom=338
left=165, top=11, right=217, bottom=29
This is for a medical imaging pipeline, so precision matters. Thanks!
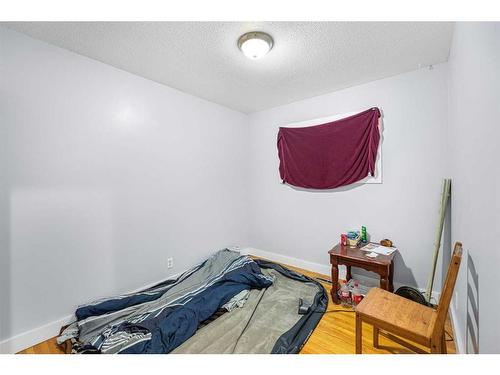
left=351, top=251, right=418, bottom=290
left=440, top=182, right=479, bottom=353
left=466, top=253, right=479, bottom=354
left=391, top=251, right=418, bottom=288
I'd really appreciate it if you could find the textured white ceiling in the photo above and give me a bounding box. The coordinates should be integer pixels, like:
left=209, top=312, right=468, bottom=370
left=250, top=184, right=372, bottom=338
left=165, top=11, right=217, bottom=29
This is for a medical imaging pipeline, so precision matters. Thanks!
left=3, top=22, right=454, bottom=113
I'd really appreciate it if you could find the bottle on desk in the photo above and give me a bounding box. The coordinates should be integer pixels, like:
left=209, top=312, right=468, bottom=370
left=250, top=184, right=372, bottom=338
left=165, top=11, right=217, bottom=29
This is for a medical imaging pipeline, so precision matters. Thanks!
left=360, top=226, right=367, bottom=243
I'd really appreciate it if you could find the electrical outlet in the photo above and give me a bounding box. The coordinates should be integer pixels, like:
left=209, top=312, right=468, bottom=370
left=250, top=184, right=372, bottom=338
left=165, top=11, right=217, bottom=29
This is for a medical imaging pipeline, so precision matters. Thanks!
left=167, top=258, right=173, bottom=269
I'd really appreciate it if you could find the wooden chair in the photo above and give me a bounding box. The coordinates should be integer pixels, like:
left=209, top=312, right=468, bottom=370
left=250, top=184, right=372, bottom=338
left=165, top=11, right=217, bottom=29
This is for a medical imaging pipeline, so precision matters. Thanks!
left=355, top=242, right=463, bottom=354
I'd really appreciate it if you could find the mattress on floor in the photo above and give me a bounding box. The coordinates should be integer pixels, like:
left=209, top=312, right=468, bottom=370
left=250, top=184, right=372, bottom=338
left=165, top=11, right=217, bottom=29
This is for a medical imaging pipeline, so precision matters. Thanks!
left=58, top=250, right=327, bottom=354
left=172, top=260, right=327, bottom=354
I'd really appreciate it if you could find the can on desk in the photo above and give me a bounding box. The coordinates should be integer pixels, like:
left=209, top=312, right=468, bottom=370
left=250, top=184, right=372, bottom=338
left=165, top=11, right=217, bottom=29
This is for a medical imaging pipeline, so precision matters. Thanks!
left=341, top=233, right=347, bottom=246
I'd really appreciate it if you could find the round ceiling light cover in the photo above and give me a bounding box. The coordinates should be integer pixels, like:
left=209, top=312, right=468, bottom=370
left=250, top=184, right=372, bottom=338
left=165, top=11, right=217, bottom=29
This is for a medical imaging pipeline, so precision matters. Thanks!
left=238, top=31, right=274, bottom=59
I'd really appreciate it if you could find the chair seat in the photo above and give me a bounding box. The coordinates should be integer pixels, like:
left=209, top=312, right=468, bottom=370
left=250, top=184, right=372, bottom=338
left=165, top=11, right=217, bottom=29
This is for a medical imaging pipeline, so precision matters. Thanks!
left=356, top=287, right=437, bottom=345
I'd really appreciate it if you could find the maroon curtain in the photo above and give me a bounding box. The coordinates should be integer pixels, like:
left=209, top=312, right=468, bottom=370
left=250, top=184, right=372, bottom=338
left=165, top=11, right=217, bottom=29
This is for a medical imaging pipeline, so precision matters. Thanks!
left=277, top=107, right=381, bottom=189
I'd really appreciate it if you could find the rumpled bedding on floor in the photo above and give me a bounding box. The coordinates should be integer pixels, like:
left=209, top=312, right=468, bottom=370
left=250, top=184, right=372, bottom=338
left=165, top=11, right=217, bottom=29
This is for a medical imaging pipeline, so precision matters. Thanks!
left=58, top=249, right=326, bottom=354
left=172, top=261, right=324, bottom=354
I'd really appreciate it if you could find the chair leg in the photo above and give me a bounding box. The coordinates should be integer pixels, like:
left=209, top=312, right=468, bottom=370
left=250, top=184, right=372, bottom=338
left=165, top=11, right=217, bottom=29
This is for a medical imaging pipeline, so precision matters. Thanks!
left=373, top=326, right=379, bottom=349
left=430, top=338, right=442, bottom=354
left=355, top=313, right=362, bottom=354
left=430, top=331, right=447, bottom=354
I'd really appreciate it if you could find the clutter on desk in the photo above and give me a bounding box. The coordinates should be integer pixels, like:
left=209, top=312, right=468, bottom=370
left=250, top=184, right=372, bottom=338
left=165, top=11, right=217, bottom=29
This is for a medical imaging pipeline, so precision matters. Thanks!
left=346, top=230, right=360, bottom=246
left=361, top=242, right=398, bottom=256
left=340, top=225, right=369, bottom=247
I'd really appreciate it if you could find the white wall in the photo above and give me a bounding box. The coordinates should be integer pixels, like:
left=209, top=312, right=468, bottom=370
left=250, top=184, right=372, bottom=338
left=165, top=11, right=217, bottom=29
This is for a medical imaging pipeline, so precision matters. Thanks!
left=447, top=22, right=500, bottom=354
left=247, top=65, right=449, bottom=292
left=0, top=27, right=249, bottom=349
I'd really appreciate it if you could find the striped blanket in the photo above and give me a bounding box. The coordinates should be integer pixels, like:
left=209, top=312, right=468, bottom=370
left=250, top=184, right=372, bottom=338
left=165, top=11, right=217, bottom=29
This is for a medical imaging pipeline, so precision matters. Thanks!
left=58, top=249, right=273, bottom=354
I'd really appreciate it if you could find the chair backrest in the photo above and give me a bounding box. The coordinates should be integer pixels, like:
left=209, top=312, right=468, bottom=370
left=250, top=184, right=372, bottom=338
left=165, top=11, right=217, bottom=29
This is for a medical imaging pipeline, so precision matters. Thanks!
left=434, top=242, right=463, bottom=334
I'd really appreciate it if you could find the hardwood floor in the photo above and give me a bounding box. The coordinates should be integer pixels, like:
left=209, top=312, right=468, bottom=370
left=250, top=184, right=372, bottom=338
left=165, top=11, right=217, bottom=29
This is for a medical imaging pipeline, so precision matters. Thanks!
left=18, top=260, right=456, bottom=354
left=19, top=336, right=65, bottom=354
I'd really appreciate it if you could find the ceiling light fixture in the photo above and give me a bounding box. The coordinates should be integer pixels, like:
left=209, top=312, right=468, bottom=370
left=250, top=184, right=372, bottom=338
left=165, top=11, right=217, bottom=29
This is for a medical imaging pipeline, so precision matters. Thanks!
left=238, top=31, right=274, bottom=60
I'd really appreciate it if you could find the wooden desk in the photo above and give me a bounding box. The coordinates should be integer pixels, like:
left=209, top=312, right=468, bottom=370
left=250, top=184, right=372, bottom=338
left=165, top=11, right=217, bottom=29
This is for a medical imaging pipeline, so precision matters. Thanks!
left=328, top=243, right=396, bottom=304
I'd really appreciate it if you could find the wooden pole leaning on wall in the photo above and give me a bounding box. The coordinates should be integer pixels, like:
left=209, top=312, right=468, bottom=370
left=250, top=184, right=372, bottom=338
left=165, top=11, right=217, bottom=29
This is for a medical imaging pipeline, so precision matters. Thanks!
left=425, top=178, right=451, bottom=303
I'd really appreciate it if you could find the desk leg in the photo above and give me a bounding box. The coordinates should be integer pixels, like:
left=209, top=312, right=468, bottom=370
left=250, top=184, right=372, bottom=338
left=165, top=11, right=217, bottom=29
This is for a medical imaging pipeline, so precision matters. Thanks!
left=380, top=275, right=388, bottom=291
left=379, top=265, right=392, bottom=291
left=331, top=264, right=339, bottom=304
left=389, top=262, right=394, bottom=292
left=346, top=265, right=352, bottom=281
